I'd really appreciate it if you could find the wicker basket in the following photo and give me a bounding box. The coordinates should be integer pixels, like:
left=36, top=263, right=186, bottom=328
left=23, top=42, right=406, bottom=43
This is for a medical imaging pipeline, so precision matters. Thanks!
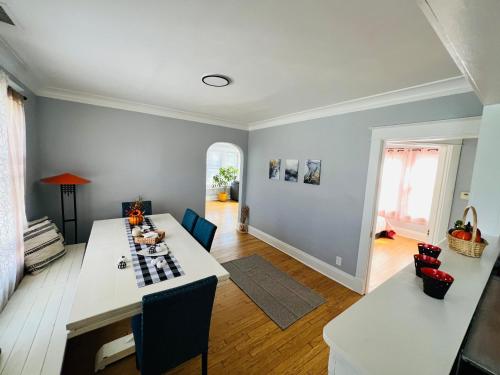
left=134, top=230, right=165, bottom=245
left=447, top=206, right=487, bottom=257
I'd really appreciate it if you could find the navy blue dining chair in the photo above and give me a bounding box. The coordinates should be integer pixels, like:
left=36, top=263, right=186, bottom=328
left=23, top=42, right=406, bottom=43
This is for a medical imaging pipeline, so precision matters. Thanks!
left=131, top=276, right=218, bottom=375
left=181, top=208, right=199, bottom=233
left=192, top=217, right=217, bottom=252
left=121, top=201, right=153, bottom=217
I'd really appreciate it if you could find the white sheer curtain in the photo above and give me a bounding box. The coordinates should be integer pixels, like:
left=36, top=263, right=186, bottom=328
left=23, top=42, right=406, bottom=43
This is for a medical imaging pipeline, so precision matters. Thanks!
left=0, top=71, right=27, bottom=311
left=378, top=147, right=439, bottom=226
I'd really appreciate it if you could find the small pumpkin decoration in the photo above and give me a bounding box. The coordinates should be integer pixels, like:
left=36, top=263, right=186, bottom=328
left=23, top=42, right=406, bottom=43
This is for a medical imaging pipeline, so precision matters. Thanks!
left=126, top=196, right=145, bottom=226
left=451, top=226, right=482, bottom=243
left=128, top=209, right=144, bottom=226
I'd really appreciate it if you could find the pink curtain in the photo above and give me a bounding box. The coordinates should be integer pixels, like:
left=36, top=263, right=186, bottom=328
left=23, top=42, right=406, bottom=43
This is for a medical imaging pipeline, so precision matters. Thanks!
left=378, top=147, right=439, bottom=225
left=0, top=72, right=27, bottom=311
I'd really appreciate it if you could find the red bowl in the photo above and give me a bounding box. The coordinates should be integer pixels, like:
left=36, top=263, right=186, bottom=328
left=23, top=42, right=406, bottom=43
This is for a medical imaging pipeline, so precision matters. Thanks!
left=413, top=254, right=441, bottom=277
left=418, top=244, right=442, bottom=258
left=420, top=268, right=454, bottom=299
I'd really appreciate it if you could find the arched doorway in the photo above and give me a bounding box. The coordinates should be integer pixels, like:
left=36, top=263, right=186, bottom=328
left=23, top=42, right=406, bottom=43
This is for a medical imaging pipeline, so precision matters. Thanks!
left=205, top=142, right=243, bottom=234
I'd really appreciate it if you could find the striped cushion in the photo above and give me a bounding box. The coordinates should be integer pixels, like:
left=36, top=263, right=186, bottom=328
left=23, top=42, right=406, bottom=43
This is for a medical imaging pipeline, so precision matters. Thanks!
left=27, top=216, right=49, bottom=227
left=24, top=219, right=66, bottom=274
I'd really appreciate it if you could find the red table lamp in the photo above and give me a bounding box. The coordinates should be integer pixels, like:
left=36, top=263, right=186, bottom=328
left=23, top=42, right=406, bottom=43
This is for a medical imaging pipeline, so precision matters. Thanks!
left=41, top=173, right=90, bottom=244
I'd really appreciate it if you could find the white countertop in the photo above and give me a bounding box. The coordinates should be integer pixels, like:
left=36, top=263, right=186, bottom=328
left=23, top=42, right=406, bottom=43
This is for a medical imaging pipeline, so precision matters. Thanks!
left=66, top=213, right=230, bottom=336
left=323, top=236, right=500, bottom=375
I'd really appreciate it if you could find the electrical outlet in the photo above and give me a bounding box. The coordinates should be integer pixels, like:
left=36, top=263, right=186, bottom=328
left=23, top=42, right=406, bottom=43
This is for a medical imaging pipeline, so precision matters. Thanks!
left=336, top=256, right=342, bottom=266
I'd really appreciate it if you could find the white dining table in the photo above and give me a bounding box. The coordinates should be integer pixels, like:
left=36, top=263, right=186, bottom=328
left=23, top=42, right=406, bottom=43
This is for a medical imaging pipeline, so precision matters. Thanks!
left=66, top=213, right=230, bottom=371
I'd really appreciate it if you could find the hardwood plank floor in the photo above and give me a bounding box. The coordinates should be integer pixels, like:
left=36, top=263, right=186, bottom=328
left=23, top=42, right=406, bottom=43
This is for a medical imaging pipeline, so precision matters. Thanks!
left=62, top=202, right=361, bottom=374
left=205, top=200, right=239, bottom=235
left=368, top=235, right=419, bottom=292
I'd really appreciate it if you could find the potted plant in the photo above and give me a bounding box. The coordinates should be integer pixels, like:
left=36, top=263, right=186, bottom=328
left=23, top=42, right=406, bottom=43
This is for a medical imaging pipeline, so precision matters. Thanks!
left=212, top=166, right=239, bottom=202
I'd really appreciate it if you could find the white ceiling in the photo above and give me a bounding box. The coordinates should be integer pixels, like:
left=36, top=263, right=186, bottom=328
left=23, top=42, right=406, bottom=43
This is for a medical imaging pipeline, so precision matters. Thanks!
left=0, top=0, right=463, bottom=128
left=419, top=0, right=500, bottom=105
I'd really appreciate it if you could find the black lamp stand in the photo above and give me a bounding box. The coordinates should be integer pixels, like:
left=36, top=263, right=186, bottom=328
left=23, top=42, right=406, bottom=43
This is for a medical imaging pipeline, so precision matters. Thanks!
left=60, top=184, right=78, bottom=244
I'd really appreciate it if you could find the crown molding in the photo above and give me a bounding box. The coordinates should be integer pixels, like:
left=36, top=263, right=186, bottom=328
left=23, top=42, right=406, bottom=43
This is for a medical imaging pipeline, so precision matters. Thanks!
left=0, top=36, right=41, bottom=93
left=417, top=0, right=484, bottom=104
left=37, top=87, right=248, bottom=130
left=248, top=76, right=473, bottom=131
left=0, top=42, right=474, bottom=133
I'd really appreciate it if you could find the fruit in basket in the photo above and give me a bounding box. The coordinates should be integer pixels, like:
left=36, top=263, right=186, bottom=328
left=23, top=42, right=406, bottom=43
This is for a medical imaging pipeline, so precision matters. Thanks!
left=448, top=220, right=464, bottom=234
left=451, top=230, right=471, bottom=240
left=451, top=226, right=482, bottom=243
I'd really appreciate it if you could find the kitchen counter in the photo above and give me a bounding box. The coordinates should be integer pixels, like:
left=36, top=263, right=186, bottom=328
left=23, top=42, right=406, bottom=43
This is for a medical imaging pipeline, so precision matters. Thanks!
left=323, top=236, right=500, bottom=375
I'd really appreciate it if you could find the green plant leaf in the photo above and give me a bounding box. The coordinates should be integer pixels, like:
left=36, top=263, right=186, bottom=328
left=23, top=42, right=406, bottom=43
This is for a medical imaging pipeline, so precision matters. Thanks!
left=212, top=166, right=239, bottom=188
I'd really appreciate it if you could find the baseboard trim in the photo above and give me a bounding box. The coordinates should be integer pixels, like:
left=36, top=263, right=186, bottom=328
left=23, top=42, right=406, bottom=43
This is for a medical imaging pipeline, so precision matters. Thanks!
left=391, top=226, right=427, bottom=242
left=248, top=226, right=364, bottom=294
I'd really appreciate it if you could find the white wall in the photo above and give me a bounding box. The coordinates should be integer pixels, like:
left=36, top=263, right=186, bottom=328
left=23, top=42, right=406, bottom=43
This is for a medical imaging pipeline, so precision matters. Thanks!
left=470, top=104, right=500, bottom=235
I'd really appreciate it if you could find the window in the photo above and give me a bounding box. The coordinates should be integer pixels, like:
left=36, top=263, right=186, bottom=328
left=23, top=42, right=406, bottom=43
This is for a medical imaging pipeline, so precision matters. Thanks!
left=378, top=146, right=440, bottom=225
left=206, top=143, right=240, bottom=187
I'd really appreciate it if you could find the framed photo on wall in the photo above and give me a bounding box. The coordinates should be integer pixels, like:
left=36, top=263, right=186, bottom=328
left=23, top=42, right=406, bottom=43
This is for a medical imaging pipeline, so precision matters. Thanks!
left=269, top=159, right=281, bottom=180
left=285, top=159, right=299, bottom=182
left=304, top=159, right=321, bottom=185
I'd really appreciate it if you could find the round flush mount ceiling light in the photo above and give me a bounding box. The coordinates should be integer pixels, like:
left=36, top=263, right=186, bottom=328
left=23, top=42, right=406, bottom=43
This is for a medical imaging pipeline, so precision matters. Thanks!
left=202, top=74, right=231, bottom=87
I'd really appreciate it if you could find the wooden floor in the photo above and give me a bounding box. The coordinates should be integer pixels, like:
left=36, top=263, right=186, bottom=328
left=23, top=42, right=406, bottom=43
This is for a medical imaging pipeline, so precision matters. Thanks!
left=205, top=200, right=239, bottom=235
left=368, top=235, right=419, bottom=292
left=62, top=202, right=361, bottom=374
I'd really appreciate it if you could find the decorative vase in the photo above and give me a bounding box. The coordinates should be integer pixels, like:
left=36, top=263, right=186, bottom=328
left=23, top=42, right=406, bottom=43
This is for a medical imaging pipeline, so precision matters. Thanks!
left=218, top=192, right=228, bottom=202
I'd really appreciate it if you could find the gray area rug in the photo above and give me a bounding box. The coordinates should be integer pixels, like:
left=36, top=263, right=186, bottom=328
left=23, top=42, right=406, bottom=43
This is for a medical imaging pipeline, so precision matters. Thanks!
left=222, top=255, right=325, bottom=329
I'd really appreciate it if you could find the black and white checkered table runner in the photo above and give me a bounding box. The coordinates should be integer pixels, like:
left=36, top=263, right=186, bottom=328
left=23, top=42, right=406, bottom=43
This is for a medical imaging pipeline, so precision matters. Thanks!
left=125, top=217, right=185, bottom=288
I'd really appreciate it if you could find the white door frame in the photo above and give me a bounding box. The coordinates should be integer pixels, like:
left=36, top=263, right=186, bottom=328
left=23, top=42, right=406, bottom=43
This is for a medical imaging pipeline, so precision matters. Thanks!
left=427, top=144, right=462, bottom=245
left=205, top=142, right=245, bottom=225
left=379, top=142, right=461, bottom=243
left=355, top=116, right=481, bottom=294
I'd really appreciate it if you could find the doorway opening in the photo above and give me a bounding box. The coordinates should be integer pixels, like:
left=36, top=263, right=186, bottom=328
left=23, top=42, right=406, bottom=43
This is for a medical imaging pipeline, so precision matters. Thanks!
left=367, top=141, right=462, bottom=292
left=205, top=142, right=243, bottom=235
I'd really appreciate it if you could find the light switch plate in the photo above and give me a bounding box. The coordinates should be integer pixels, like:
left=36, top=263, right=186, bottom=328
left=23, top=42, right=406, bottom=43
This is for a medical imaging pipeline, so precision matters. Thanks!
left=460, top=192, right=470, bottom=200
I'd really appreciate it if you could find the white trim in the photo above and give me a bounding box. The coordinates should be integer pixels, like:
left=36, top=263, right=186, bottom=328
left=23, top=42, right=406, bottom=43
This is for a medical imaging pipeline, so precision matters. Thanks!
left=0, top=37, right=42, bottom=93
left=0, top=41, right=474, bottom=132
left=248, top=76, right=473, bottom=130
left=248, top=225, right=364, bottom=294
left=356, top=116, right=481, bottom=294
left=368, top=116, right=481, bottom=140
left=389, top=226, right=427, bottom=242
left=417, top=0, right=484, bottom=103
left=6, top=76, right=24, bottom=93
left=0, top=38, right=475, bottom=131
left=204, top=141, right=245, bottom=224
left=427, top=144, right=461, bottom=244
left=37, top=87, right=248, bottom=130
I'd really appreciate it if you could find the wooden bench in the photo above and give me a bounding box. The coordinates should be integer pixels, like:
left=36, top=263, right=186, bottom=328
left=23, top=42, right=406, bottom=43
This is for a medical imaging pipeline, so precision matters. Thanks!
left=0, top=244, right=85, bottom=375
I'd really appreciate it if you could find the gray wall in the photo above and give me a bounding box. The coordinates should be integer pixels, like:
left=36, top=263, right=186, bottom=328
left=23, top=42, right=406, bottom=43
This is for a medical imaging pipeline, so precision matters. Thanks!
left=449, top=138, right=478, bottom=228
left=246, top=92, right=483, bottom=276
left=24, top=86, right=41, bottom=220
left=1, top=66, right=41, bottom=220
left=36, top=98, right=248, bottom=242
